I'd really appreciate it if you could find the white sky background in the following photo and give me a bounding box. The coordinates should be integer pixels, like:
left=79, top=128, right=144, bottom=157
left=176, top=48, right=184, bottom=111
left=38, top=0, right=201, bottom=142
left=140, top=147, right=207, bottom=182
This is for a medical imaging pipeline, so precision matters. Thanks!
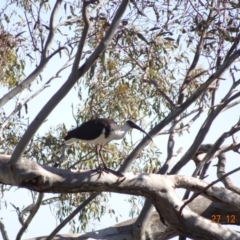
left=0, top=1, right=240, bottom=239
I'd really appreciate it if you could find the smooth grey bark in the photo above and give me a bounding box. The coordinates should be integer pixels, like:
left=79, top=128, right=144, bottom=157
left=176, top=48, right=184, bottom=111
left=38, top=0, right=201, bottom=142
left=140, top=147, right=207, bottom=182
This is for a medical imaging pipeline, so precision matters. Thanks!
left=25, top=196, right=240, bottom=240
left=217, top=152, right=240, bottom=194
left=0, top=219, right=9, bottom=240
left=1, top=155, right=240, bottom=239
left=122, top=49, right=240, bottom=240
left=132, top=116, right=181, bottom=239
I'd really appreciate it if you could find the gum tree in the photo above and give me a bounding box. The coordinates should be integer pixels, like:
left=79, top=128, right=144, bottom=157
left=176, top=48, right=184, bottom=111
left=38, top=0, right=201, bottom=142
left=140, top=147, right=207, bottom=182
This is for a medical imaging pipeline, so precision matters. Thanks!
left=0, top=0, right=240, bottom=239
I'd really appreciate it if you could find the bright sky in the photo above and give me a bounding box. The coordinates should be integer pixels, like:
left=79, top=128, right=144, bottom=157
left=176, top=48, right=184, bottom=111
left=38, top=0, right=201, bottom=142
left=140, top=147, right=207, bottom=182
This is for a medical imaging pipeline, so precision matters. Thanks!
left=0, top=1, right=239, bottom=240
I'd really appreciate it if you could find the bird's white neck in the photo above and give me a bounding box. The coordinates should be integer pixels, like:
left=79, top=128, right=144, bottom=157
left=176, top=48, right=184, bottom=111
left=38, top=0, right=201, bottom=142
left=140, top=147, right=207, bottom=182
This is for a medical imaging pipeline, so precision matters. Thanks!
left=111, top=122, right=131, bottom=140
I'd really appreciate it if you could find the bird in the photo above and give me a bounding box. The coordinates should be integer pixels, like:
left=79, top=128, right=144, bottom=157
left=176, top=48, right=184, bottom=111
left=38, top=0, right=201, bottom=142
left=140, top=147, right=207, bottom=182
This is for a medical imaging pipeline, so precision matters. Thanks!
left=64, top=118, right=152, bottom=172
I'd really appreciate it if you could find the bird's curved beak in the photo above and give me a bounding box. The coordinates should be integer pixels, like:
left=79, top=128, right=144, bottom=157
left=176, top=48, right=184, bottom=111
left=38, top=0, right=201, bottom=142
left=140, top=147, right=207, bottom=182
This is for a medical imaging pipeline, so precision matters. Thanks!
left=131, top=122, right=153, bottom=142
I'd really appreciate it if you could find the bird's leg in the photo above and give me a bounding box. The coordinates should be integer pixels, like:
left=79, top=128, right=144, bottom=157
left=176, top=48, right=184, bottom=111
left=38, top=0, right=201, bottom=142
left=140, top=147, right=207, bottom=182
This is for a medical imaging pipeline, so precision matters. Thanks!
left=98, top=145, right=108, bottom=169
left=96, top=144, right=102, bottom=167
left=98, top=145, right=125, bottom=177
left=95, top=145, right=124, bottom=178
left=96, top=145, right=108, bottom=174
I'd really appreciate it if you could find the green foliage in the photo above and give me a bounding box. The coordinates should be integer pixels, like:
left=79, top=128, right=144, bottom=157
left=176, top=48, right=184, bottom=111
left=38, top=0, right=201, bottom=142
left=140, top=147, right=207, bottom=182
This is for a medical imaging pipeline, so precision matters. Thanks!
left=1, top=0, right=240, bottom=235
left=0, top=26, right=25, bottom=88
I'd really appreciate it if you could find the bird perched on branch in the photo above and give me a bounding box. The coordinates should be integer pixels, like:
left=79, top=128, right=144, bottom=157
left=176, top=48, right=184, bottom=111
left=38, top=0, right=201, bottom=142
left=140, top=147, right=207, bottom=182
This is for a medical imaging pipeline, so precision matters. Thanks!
left=64, top=118, right=152, bottom=173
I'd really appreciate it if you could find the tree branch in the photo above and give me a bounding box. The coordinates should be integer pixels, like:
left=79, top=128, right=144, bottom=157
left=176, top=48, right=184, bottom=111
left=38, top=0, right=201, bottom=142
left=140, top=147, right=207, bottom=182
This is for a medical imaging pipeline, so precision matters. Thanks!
left=10, top=0, right=129, bottom=167
left=25, top=196, right=240, bottom=240
left=77, top=1, right=130, bottom=79
left=1, top=155, right=240, bottom=239
left=177, top=3, right=215, bottom=104
left=142, top=78, right=175, bottom=108
left=217, top=152, right=240, bottom=195
left=170, top=81, right=240, bottom=174
left=120, top=49, right=240, bottom=172
left=179, top=166, right=240, bottom=215
left=133, top=116, right=181, bottom=238
left=16, top=193, right=44, bottom=240
left=196, top=117, right=240, bottom=179
left=0, top=0, right=64, bottom=109
left=42, top=0, right=62, bottom=59
left=0, top=219, right=9, bottom=240
left=46, top=192, right=98, bottom=240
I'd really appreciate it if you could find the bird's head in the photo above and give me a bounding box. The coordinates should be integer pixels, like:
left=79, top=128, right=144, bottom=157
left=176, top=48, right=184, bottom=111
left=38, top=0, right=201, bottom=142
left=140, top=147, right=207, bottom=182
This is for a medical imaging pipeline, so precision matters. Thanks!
left=64, top=129, right=77, bottom=145
left=126, top=120, right=153, bottom=141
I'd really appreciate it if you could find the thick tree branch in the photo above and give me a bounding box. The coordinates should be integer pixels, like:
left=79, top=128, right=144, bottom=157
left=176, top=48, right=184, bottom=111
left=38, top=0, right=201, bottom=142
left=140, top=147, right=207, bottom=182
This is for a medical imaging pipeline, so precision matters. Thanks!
left=25, top=196, right=240, bottom=240
left=42, top=0, right=62, bottom=59
left=0, top=219, right=9, bottom=240
left=179, top=166, right=240, bottom=215
left=217, top=153, right=240, bottom=194
left=1, top=155, right=240, bottom=239
left=71, top=1, right=90, bottom=74
left=133, top=116, right=181, bottom=238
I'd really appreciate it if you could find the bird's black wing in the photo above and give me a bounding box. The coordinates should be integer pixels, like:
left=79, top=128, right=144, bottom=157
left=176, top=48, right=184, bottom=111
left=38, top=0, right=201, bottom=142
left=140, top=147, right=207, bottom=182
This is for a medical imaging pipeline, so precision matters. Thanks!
left=97, top=118, right=118, bottom=130
left=96, top=118, right=118, bottom=138
left=64, top=118, right=118, bottom=141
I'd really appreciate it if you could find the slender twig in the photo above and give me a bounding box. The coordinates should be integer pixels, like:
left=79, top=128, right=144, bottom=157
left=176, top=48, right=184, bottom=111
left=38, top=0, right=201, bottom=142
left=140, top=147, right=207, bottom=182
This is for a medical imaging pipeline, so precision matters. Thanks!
left=24, top=11, right=39, bottom=53
left=0, top=58, right=71, bottom=140
left=197, top=117, right=240, bottom=179
left=42, top=0, right=63, bottom=58
left=42, top=196, right=61, bottom=205
left=117, top=43, right=144, bottom=70
left=46, top=46, right=68, bottom=60
left=119, top=49, right=240, bottom=171
left=179, top=166, right=240, bottom=215
left=0, top=1, right=64, bottom=109
left=10, top=203, right=24, bottom=225
left=15, top=195, right=61, bottom=223
left=142, top=78, right=175, bottom=108
left=46, top=192, right=98, bottom=240
left=188, top=0, right=203, bottom=18
left=157, top=110, right=203, bottom=135
left=178, top=4, right=215, bottom=104
left=224, top=32, right=240, bottom=61
left=174, top=98, right=240, bottom=125
left=16, top=193, right=44, bottom=240
left=10, top=0, right=129, bottom=165
left=170, top=82, right=240, bottom=174
left=0, top=86, right=48, bottom=137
